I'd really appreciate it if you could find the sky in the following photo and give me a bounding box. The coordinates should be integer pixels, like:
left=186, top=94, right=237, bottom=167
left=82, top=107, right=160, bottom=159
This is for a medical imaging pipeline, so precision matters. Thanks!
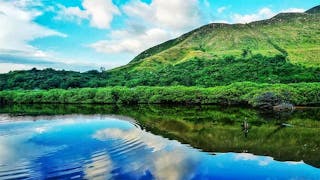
left=0, top=0, right=319, bottom=73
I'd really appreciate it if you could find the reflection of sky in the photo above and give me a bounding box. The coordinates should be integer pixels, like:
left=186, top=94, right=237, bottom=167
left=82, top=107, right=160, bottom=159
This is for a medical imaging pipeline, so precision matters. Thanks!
left=0, top=115, right=319, bottom=180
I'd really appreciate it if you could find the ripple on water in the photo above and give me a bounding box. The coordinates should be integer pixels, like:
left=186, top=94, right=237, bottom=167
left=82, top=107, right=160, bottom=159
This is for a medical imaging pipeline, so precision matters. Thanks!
left=0, top=116, right=154, bottom=179
left=0, top=161, right=37, bottom=180
left=0, top=115, right=319, bottom=180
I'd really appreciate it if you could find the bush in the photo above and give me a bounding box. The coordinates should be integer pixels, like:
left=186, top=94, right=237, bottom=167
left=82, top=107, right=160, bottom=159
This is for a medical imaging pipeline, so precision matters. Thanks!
left=1, top=82, right=320, bottom=107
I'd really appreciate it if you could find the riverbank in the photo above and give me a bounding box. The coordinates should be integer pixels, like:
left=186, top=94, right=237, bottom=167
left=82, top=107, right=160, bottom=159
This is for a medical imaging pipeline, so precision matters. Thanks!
left=0, top=82, right=320, bottom=107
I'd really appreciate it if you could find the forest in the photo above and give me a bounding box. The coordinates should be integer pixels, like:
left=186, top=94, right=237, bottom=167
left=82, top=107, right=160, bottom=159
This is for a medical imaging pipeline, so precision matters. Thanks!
left=1, top=54, right=320, bottom=90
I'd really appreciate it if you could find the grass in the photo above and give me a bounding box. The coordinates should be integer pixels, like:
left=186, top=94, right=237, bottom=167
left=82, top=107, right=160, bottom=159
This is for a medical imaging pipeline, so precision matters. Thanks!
left=129, top=10, right=320, bottom=71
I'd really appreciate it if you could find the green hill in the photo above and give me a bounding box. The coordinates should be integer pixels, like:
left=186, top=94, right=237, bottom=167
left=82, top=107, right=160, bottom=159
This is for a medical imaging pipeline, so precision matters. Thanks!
left=121, top=7, right=320, bottom=71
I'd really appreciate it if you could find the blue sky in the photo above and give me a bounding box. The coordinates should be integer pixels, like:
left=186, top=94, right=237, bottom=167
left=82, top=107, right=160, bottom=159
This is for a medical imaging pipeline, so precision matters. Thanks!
left=0, top=0, right=319, bottom=73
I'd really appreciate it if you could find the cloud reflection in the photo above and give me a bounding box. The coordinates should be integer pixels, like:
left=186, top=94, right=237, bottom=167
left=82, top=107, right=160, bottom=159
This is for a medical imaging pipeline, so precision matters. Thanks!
left=234, top=153, right=273, bottom=166
left=0, top=134, right=63, bottom=166
left=84, top=152, right=113, bottom=180
left=93, top=127, right=199, bottom=180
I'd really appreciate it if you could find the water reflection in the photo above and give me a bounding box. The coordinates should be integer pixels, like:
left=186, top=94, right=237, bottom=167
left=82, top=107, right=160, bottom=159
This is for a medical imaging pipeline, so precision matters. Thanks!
left=241, top=119, right=250, bottom=137
left=0, top=104, right=319, bottom=179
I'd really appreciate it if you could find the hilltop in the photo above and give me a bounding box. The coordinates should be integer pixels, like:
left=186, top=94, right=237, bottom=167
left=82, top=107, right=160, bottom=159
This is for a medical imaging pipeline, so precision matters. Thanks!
left=121, top=7, right=320, bottom=71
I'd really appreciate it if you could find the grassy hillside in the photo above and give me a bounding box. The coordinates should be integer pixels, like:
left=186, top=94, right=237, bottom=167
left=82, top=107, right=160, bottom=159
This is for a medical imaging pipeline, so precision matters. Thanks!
left=124, top=7, right=320, bottom=71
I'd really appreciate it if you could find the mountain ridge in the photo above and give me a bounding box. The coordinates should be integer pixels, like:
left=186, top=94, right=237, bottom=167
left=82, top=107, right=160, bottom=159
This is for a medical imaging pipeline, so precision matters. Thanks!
left=125, top=6, right=320, bottom=70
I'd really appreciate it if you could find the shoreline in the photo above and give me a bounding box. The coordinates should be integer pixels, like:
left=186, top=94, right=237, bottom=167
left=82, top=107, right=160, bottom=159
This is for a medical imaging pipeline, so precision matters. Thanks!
left=1, top=82, right=320, bottom=107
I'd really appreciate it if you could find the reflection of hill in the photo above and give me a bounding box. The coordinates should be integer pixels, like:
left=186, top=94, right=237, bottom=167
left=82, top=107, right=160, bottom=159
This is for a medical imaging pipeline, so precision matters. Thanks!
left=0, top=104, right=319, bottom=167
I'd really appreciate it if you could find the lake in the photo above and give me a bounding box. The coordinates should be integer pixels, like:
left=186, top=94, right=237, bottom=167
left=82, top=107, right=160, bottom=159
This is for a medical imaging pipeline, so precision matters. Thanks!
left=0, top=104, right=319, bottom=179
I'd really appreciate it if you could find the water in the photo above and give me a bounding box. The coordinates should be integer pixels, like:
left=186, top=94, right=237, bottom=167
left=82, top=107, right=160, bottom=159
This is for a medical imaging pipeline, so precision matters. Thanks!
left=0, top=104, right=319, bottom=179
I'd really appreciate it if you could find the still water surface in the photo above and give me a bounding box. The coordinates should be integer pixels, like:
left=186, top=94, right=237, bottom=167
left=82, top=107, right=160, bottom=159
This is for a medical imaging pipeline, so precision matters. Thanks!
left=0, top=105, right=319, bottom=179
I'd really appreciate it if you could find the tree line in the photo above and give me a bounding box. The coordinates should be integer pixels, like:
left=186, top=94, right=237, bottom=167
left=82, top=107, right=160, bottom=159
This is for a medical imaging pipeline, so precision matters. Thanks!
left=1, top=54, right=319, bottom=90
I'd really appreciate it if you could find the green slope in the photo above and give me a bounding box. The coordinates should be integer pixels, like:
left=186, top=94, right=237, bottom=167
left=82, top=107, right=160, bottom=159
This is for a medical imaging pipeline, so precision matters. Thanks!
left=123, top=7, right=320, bottom=71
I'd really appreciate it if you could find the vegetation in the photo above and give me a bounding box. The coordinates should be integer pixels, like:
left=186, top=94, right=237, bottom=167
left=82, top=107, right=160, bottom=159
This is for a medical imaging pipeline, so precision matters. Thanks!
left=0, top=68, right=108, bottom=90
left=1, top=55, right=320, bottom=90
left=1, top=82, right=320, bottom=107
left=107, top=54, right=320, bottom=87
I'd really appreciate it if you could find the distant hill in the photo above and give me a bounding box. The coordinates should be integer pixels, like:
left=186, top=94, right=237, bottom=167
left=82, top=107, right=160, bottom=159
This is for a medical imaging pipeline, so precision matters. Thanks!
left=121, top=6, right=320, bottom=72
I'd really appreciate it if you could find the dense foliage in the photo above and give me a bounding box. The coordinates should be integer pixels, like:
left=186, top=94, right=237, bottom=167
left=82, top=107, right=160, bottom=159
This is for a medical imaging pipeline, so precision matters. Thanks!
left=0, top=68, right=108, bottom=90
left=108, top=55, right=320, bottom=87
left=1, top=55, right=320, bottom=90
left=1, top=82, right=320, bottom=107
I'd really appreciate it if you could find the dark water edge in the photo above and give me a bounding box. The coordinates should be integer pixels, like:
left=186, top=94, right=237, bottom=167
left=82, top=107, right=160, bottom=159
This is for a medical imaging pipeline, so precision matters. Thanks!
left=0, top=104, right=319, bottom=169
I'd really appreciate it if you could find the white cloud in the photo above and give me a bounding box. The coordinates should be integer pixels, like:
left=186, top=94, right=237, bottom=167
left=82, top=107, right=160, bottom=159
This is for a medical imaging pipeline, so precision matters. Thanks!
left=0, top=63, right=36, bottom=73
left=232, top=7, right=275, bottom=23
left=90, top=28, right=170, bottom=54
left=83, top=0, right=120, bottom=29
left=0, top=1, right=66, bottom=58
left=259, top=7, right=274, bottom=17
left=123, top=0, right=201, bottom=31
left=56, top=0, right=120, bottom=29
left=90, top=0, right=202, bottom=55
left=232, top=7, right=306, bottom=24
left=11, top=0, right=43, bottom=8
left=281, top=8, right=305, bottom=13
left=55, top=5, right=89, bottom=24
left=0, top=52, right=111, bottom=73
left=211, top=20, right=230, bottom=24
left=217, top=6, right=227, bottom=13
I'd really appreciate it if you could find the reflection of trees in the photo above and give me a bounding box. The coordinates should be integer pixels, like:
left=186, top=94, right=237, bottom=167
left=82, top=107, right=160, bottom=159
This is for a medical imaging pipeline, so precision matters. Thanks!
left=0, top=104, right=319, bottom=167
